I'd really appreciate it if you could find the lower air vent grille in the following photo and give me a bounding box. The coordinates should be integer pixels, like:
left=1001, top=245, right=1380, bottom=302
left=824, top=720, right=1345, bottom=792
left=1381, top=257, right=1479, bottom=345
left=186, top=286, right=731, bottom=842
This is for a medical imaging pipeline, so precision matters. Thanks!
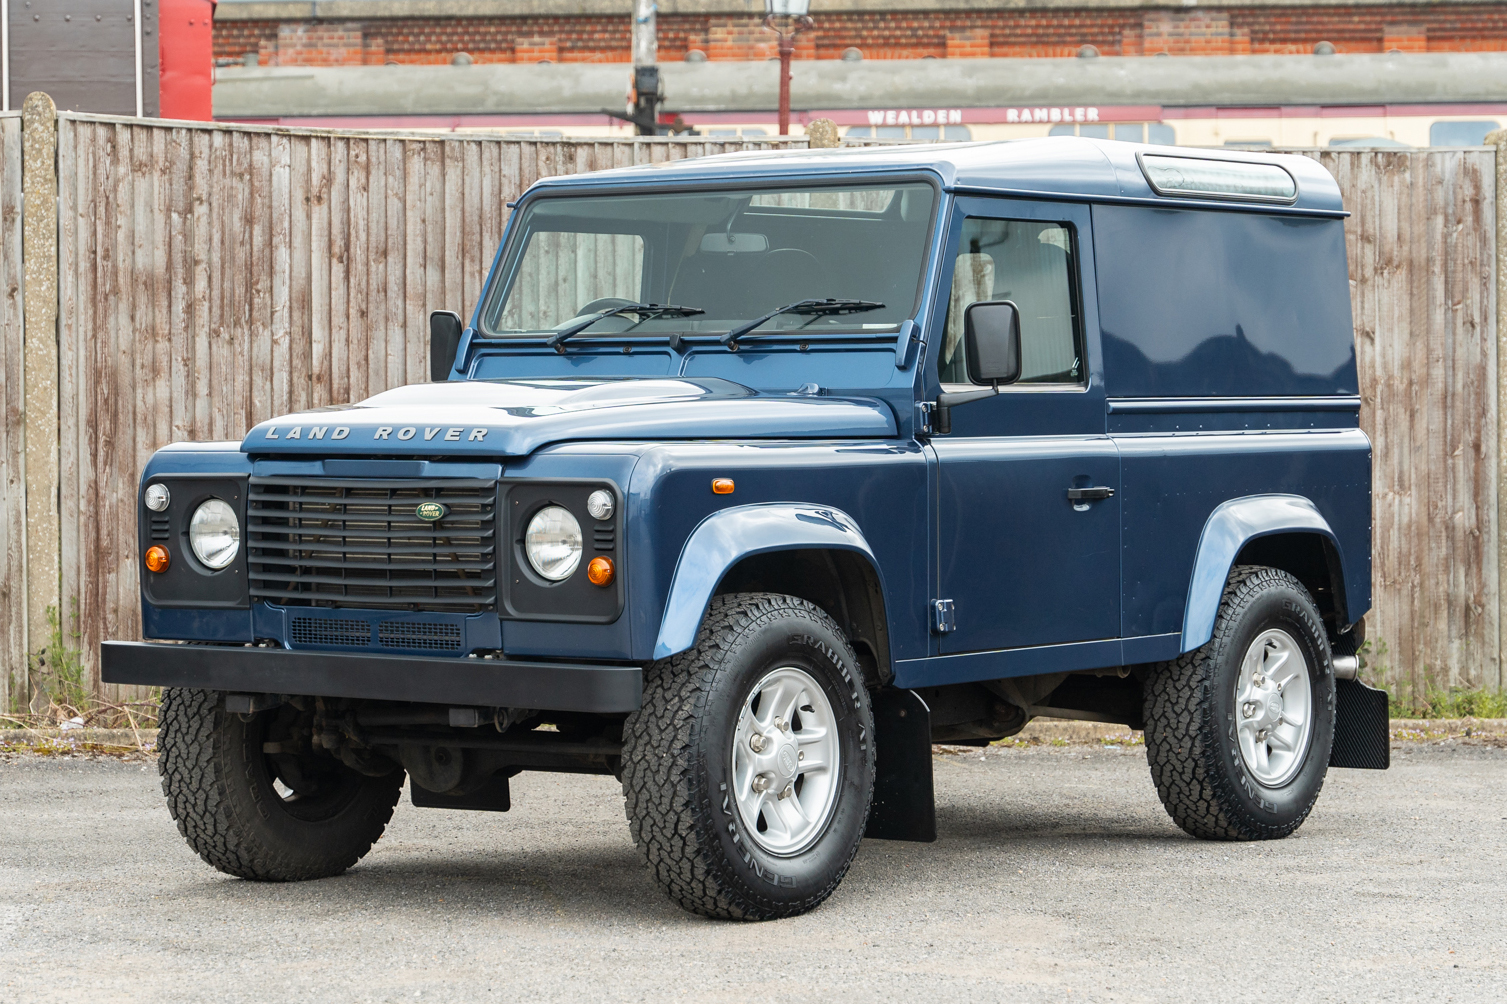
left=377, top=620, right=463, bottom=652
left=290, top=616, right=371, bottom=648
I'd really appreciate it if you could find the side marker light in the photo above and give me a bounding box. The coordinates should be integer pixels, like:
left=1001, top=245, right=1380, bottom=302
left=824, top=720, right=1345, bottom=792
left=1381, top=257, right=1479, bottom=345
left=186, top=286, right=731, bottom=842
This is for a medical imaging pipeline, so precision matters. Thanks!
left=144, top=546, right=170, bottom=573
left=712, top=478, right=735, bottom=495
left=587, top=556, right=615, bottom=587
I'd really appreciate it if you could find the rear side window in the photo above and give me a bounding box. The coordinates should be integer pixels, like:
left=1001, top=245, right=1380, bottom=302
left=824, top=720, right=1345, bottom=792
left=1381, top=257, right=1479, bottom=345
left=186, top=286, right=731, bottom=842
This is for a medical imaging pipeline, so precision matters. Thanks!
left=1093, top=206, right=1356, bottom=398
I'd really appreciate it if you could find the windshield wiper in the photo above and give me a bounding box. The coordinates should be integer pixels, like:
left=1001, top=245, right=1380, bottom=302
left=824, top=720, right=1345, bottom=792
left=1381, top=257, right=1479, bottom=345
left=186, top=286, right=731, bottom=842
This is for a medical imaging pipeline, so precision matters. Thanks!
left=547, top=303, right=704, bottom=353
left=720, top=299, right=886, bottom=350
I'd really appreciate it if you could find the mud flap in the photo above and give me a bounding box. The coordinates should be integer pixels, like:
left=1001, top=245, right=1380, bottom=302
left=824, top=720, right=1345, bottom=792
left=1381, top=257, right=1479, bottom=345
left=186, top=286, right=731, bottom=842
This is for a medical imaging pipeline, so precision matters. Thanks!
left=865, top=688, right=936, bottom=842
left=1329, top=678, right=1390, bottom=770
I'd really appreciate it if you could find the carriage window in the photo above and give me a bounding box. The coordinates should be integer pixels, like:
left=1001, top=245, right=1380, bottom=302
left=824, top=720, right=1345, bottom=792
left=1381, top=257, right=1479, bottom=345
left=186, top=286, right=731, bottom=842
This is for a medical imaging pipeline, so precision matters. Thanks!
left=939, top=218, right=1082, bottom=385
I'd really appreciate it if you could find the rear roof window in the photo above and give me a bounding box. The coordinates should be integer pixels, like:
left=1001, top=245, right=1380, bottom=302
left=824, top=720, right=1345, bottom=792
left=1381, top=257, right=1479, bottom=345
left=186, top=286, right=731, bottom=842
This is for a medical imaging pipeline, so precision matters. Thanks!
left=1138, top=154, right=1298, bottom=204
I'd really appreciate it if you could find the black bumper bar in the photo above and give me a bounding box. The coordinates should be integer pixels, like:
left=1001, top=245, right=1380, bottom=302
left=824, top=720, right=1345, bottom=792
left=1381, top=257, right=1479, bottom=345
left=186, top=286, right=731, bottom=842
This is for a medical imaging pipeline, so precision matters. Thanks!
left=101, top=641, right=643, bottom=714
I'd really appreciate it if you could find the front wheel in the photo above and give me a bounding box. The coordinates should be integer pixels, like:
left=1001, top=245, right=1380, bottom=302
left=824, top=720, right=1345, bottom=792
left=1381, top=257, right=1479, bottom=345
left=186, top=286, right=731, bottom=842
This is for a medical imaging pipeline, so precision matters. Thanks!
left=1143, top=565, right=1336, bottom=841
left=158, top=688, right=403, bottom=881
left=621, top=593, right=875, bottom=920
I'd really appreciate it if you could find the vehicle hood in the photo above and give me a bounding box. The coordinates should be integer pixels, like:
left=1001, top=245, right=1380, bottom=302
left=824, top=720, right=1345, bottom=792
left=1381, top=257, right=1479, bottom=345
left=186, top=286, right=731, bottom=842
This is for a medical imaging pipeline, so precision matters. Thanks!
left=240, top=377, right=897, bottom=456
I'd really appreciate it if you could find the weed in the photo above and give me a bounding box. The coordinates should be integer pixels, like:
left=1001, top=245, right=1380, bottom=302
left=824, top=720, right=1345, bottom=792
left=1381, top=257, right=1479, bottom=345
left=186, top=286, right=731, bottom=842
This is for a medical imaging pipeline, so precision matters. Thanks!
left=1400, top=687, right=1507, bottom=720
left=1356, top=635, right=1506, bottom=719
left=28, top=600, right=89, bottom=712
left=1, top=597, right=160, bottom=732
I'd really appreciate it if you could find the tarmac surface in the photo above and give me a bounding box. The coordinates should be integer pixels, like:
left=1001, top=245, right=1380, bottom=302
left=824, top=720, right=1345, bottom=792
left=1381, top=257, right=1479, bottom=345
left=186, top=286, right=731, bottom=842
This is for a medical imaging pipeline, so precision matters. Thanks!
left=1, top=740, right=1503, bottom=1003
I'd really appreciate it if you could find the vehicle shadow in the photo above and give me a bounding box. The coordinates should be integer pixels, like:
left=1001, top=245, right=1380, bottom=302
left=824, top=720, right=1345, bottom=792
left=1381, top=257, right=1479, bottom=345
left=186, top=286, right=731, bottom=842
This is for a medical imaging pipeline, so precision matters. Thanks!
left=154, top=797, right=1191, bottom=923
left=926, top=800, right=1187, bottom=846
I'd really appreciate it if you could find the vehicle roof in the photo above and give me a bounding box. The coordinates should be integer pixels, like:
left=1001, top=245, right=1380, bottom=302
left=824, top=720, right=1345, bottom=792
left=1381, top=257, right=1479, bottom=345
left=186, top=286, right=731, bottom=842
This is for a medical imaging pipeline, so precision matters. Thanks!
left=525, top=136, right=1346, bottom=216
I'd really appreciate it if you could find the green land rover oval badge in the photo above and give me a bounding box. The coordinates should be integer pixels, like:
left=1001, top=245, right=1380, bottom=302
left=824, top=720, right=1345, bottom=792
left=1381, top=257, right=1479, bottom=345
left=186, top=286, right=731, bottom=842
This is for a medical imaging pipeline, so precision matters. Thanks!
left=415, top=501, right=448, bottom=522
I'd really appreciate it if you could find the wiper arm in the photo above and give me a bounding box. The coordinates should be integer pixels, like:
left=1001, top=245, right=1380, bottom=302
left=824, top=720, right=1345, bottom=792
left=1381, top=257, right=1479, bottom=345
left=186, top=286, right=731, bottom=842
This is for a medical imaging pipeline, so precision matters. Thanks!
left=720, top=299, right=885, bottom=350
left=547, top=303, right=704, bottom=353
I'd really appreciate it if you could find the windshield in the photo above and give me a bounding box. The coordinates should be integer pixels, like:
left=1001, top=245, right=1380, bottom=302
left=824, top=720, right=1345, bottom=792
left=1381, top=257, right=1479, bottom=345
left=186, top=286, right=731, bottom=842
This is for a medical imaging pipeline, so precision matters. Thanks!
left=480, top=183, right=937, bottom=339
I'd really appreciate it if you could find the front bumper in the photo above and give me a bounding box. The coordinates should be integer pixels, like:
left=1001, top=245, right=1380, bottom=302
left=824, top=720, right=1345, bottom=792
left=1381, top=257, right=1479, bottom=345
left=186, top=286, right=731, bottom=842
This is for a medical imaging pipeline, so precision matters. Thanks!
left=101, top=641, right=642, bottom=713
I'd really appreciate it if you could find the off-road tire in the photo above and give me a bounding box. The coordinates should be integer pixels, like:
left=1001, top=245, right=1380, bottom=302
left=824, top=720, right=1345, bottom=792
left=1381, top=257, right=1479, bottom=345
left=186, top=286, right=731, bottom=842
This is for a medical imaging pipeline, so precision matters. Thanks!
left=621, top=593, right=876, bottom=920
left=1143, top=565, right=1336, bottom=841
left=158, top=688, right=404, bottom=881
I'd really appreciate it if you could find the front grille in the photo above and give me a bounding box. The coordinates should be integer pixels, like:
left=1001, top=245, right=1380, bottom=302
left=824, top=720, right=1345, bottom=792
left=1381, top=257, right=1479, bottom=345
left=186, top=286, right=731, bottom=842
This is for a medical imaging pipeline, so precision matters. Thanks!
left=291, top=616, right=371, bottom=648
left=149, top=515, right=170, bottom=541
left=248, top=476, right=498, bottom=613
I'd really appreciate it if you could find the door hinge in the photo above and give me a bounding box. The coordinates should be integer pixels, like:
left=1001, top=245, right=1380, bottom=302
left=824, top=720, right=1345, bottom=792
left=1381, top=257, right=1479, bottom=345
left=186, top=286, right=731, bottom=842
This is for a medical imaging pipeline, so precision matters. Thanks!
left=932, top=599, right=955, bottom=634
left=916, top=401, right=934, bottom=436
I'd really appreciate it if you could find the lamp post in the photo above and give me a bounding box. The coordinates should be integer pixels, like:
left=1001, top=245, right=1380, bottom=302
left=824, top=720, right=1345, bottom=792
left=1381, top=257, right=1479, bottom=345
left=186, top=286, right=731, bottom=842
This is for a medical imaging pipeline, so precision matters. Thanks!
left=627, top=0, right=662, bottom=135
left=764, top=0, right=814, bottom=136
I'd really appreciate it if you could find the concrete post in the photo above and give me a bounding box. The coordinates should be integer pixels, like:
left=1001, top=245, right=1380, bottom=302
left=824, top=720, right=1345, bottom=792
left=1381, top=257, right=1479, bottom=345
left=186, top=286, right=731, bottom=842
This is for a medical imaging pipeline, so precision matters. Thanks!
left=21, top=91, right=58, bottom=687
left=807, top=119, right=840, bottom=148
left=1489, top=129, right=1507, bottom=692
left=632, top=0, right=657, bottom=67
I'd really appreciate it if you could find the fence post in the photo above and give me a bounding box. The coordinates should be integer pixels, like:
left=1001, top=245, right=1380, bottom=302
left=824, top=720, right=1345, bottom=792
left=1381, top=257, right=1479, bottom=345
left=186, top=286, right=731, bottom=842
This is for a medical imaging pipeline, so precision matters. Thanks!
left=1491, top=129, right=1507, bottom=693
left=21, top=91, right=58, bottom=693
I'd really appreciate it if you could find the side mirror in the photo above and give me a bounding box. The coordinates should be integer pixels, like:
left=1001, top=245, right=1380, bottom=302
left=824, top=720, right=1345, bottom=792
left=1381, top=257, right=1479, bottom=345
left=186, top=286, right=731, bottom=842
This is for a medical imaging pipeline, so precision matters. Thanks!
left=429, top=310, right=463, bottom=382
left=931, top=300, right=1023, bottom=436
left=963, top=300, right=1022, bottom=386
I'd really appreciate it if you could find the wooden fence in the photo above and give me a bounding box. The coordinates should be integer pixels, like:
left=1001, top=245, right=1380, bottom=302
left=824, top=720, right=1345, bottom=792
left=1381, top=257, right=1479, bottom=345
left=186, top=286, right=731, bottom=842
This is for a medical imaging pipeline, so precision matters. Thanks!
left=1319, top=149, right=1500, bottom=702
left=0, top=102, right=1501, bottom=709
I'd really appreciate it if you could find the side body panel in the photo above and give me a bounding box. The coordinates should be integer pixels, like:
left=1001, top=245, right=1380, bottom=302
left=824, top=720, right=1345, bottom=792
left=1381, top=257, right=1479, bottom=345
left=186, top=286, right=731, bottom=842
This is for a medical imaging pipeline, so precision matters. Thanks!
left=627, top=442, right=930, bottom=664
left=1093, top=200, right=1371, bottom=652
left=1116, top=429, right=1372, bottom=649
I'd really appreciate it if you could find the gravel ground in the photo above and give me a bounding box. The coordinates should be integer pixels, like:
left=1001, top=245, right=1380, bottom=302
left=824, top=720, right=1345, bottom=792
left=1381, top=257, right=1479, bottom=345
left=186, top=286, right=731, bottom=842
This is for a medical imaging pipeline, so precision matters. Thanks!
left=0, top=741, right=1502, bottom=1003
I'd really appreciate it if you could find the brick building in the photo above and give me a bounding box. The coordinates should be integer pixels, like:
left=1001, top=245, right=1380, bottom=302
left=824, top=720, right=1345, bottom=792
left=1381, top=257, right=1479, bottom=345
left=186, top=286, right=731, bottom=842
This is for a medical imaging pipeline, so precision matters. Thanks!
left=214, top=0, right=1507, bottom=67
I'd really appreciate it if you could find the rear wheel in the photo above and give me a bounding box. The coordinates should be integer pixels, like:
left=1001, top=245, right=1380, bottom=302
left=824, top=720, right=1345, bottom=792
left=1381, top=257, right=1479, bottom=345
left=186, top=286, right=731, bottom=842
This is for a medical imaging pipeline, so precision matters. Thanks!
left=621, top=593, right=875, bottom=920
left=158, top=688, right=403, bottom=881
left=1143, top=566, right=1336, bottom=840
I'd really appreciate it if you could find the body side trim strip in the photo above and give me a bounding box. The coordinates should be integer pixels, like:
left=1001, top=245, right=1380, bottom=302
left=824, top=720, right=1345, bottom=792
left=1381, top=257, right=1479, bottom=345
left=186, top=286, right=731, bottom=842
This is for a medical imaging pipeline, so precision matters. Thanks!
left=893, top=637, right=1124, bottom=688
left=1108, top=396, right=1361, bottom=415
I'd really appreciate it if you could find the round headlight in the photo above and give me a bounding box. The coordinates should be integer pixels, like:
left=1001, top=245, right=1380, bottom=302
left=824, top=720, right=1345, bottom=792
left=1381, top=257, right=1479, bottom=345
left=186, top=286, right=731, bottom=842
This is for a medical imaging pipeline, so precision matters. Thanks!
left=189, top=499, right=240, bottom=570
left=586, top=489, right=615, bottom=522
left=144, top=483, right=170, bottom=512
left=524, top=505, right=582, bottom=581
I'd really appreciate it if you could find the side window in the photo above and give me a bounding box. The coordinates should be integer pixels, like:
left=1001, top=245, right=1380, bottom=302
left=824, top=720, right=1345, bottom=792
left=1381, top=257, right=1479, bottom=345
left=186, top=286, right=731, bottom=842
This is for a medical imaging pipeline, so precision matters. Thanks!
left=939, top=218, right=1082, bottom=385
left=496, top=230, right=645, bottom=332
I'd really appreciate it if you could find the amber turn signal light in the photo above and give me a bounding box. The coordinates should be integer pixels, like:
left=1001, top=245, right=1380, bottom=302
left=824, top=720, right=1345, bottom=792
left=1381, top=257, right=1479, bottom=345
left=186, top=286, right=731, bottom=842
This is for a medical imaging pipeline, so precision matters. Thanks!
left=144, top=545, right=170, bottom=573
left=587, top=556, right=615, bottom=587
left=711, top=478, right=735, bottom=494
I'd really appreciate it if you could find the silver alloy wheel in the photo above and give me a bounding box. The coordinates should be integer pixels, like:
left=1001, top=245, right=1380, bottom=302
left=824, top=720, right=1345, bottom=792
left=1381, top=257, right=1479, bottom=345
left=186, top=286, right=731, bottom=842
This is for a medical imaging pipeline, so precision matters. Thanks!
left=1234, top=628, right=1315, bottom=787
left=731, top=666, right=842, bottom=856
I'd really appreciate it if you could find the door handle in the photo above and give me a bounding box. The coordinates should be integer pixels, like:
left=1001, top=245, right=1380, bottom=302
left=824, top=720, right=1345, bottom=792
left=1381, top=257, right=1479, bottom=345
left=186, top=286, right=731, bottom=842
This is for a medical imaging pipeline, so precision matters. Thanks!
left=1066, top=486, right=1115, bottom=501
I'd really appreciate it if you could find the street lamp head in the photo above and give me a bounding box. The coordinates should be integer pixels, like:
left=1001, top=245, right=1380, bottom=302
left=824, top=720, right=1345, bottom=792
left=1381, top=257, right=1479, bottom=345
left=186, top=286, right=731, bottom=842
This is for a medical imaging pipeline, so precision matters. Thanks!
left=766, top=0, right=812, bottom=15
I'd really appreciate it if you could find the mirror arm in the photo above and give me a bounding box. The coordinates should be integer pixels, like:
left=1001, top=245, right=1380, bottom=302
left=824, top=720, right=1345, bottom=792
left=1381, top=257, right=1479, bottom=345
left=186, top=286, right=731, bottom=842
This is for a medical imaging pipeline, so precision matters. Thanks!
left=931, top=382, right=999, bottom=436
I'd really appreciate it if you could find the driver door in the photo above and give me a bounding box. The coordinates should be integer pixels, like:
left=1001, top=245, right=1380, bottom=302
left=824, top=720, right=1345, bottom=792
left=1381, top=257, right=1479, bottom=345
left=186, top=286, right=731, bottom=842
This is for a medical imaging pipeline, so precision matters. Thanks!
left=930, top=198, right=1120, bottom=658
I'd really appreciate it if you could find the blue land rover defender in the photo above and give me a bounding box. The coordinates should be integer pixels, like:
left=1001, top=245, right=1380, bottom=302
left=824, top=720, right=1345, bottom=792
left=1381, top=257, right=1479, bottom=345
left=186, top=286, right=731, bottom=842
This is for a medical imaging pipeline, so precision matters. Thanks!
left=106, top=138, right=1390, bottom=920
